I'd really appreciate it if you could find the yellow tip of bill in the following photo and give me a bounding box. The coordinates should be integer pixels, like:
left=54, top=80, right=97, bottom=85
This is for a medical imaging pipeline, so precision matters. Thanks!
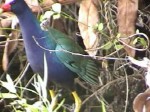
left=0, top=8, right=3, bottom=14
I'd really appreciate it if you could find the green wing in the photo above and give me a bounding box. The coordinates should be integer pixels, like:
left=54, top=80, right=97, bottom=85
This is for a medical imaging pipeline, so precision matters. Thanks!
left=48, top=28, right=99, bottom=84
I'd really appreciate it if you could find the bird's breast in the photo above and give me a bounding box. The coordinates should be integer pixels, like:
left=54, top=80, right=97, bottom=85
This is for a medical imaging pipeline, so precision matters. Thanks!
left=26, top=49, right=76, bottom=87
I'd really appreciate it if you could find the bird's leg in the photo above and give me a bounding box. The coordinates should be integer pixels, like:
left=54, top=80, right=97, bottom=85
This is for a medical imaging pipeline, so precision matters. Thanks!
left=49, top=90, right=57, bottom=110
left=72, top=91, right=82, bottom=112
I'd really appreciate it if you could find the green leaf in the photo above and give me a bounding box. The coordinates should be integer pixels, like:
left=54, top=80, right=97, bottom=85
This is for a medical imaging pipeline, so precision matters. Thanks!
left=54, top=99, right=65, bottom=112
left=133, top=38, right=138, bottom=45
left=43, top=53, right=48, bottom=99
left=40, top=11, right=54, bottom=21
left=98, top=23, right=103, bottom=31
left=25, top=102, right=48, bottom=112
left=114, top=40, right=124, bottom=50
left=116, top=33, right=121, bottom=38
left=11, top=99, right=27, bottom=105
left=101, top=100, right=106, bottom=112
left=136, top=29, right=140, bottom=33
left=115, top=44, right=124, bottom=50
left=33, top=74, right=48, bottom=101
left=101, top=41, right=113, bottom=50
left=37, top=75, right=47, bottom=100
left=0, top=93, right=18, bottom=99
left=0, top=8, right=3, bottom=14
left=52, top=3, right=61, bottom=19
left=1, top=74, right=16, bottom=93
left=53, top=13, right=61, bottom=19
left=133, top=37, right=147, bottom=48
left=139, top=38, right=147, bottom=47
left=52, top=3, right=61, bottom=13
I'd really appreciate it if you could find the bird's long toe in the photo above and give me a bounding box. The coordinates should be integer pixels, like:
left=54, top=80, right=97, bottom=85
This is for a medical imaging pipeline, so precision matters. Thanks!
left=72, top=91, right=82, bottom=112
left=49, top=90, right=58, bottom=111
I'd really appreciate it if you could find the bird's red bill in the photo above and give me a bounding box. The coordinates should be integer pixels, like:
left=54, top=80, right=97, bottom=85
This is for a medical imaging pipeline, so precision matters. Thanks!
left=1, top=4, right=11, bottom=12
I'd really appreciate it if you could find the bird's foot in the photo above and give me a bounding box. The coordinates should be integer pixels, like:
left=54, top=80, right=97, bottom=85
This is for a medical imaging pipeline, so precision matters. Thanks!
left=49, top=90, right=58, bottom=111
left=72, top=91, right=82, bottom=112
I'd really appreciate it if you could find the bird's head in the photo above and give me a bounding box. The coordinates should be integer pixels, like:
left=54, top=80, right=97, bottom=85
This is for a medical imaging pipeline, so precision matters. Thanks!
left=1, top=0, right=27, bottom=15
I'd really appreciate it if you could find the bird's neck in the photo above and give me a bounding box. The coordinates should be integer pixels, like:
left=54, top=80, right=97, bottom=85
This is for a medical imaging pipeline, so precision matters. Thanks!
left=16, top=5, right=49, bottom=51
left=16, top=6, right=43, bottom=39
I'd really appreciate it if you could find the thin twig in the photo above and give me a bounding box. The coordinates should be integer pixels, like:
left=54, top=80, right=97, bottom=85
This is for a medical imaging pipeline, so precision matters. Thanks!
left=118, top=33, right=149, bottom=51
left=32, top=36, right=128, bottom=61
left=0, top=39, right=23, bottom=45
